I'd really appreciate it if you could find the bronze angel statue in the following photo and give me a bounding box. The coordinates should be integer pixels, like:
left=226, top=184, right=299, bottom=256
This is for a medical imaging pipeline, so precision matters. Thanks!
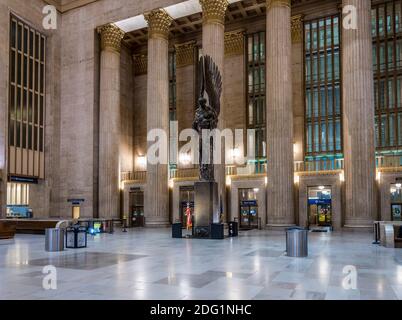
left=192, top=55, right=222, bottom=182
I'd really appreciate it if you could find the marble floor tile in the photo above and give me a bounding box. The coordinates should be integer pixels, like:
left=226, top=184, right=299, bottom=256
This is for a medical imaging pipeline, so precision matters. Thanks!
left=0, top=229, right=400, bottom=300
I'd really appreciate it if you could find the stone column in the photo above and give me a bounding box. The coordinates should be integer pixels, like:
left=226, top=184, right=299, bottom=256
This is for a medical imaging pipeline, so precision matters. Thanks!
left=144, top=9, right=173, bottom=227
left=224, top=30, right=246, bottom=131
left=98, top=24, right=125, bottom=219
left=175, top=41, right=196, bottom=164
left=342, top=0, right=376, bottom=227
left=266, top=0, right=295, bottom=226
left=133, top=53, right=148, bottom=168
left=291, top=15, right=304, bottom=163
left=199, top=0, right=229, bottom=219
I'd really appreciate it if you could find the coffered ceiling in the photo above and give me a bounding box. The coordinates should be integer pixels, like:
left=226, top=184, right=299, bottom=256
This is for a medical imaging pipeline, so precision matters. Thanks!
left=44, top=0, right=98, bottom=13
left=123, top=0, right=327, bottom=49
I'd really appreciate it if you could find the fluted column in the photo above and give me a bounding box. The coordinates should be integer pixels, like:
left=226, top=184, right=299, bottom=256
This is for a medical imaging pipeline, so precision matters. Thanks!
left=175, top=41, right=196, bottom=160
left=98, top=24, right=125, bottom=219
left=342, top=0, right=376, bottom=227
left=266, top=0, right=295, bottom=226
left=144, top=9, right=173, bottom=227
left=199, top=0, right=229, bottom=219
left=291, top=15, right=304, bottom=163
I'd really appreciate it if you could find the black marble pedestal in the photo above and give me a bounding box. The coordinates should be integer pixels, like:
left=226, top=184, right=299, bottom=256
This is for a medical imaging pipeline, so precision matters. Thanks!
left=193, top=181, right=220, bottom=238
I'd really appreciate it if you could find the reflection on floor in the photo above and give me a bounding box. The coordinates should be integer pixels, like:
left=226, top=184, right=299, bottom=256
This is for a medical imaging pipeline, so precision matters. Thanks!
left=0, top=228, right=401, bottom=300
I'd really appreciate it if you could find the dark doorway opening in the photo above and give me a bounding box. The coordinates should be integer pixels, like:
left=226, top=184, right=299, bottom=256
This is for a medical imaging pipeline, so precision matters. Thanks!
left=239, top=188, right=259, bottom=230
left=308, top=186, right=332, bottom=228
left=129, top=189, right=144, bottom=227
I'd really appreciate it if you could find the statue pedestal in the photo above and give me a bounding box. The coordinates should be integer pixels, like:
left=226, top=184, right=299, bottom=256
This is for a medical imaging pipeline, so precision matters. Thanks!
left=193, top=181, right=220, bottom=238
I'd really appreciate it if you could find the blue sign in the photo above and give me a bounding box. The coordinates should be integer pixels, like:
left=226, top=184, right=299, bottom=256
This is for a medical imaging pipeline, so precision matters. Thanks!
left=241, top=200, right=258, bottom=206
left=308, top=199, right=331, bottom=205
left=10, top=176, right=38, bottom=184
left=67, top=199, right=85, bottom=205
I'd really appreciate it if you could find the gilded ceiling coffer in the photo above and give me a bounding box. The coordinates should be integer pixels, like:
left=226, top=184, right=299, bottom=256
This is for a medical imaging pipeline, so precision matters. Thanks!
left=224, top=30, right=245, bottom=57
left=291, top=15, right=304, bottom=43
left=98, top=23, right=125, bottom=53
left=199, top=0, right=229, bottom=25
left=267, top=0, right=291, bottom=9
left=175, top=41, right=196, bottom=68
left=144, top=8, right=173, bottom=40
left=133, top=54, right=148, bottom=75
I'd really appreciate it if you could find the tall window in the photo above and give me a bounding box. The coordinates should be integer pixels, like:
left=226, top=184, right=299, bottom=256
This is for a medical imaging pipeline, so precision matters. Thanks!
left=304, top=15, right=342, bottom=160
left=372, top=1, right=402, bottom=151
left=246, top=32, right=266, bottom=161
left=169, top=51, right=177, bottom=167
left=8, top=15, right=45, bottom=179
left=169, top=51, right=177, bottom=121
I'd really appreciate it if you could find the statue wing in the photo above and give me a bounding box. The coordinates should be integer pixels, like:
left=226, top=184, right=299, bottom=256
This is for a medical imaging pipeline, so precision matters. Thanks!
left=197, top=56, right=205, bottom=99
left=204, top=55, right=222, bottom=116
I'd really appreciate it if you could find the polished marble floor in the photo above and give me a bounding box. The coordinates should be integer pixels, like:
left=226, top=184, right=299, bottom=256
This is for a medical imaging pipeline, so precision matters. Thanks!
left=0, top=228, right=402, bottom=300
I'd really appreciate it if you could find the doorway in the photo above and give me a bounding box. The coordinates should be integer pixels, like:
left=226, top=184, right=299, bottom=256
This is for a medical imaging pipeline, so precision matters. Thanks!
left=129, top=189, right=144, bottom=227
left=72, top=206, right=81, bottom=220
left=179, top=186, right=194, bottom=228
left=391, top=184, right=402, bottom=221
left=308, top=186, right=332, bottom=227
left=239, top=188, right=259, bottom=230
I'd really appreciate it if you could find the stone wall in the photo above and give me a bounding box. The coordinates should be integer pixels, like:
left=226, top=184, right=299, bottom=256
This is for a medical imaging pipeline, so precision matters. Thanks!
left=120, top=45, right=134, bottom=174
left=0, top=0, right=62, bottom=218
left=176, top=63, right=195, bottom=161
left=224, top=53, right=245, bottom=133
left=56, top=0, right=182, bottom=217
left=133, top=73, right=148, bottom=170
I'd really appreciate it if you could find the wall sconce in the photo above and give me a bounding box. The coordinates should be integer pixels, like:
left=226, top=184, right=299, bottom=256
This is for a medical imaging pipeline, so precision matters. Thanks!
left=265, top=177, right=268, bottom=186
left=294, top=174, right=300, bottom=184
left=293, top=143, right=299, bottom=155
left=376, top=171, right=381, bottom=182
left=339, top=171, right=345, bottom=182
left=230, top=148, right=241, bottom=159
left=226, top=176, right=231, bottom=187
left=179, top=152, right=192, bottom=166
left=169, top=179, right=174, bottom=189
left=137, top=155, right=147, bottom=169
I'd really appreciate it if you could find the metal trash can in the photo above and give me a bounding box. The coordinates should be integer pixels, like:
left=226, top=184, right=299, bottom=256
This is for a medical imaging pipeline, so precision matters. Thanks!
left=228, top=221, right=238, bottom=237
left=45, top=228, right=65, bottom=252
left=102, top=220, right=114, bottom=234
left=172, top=223, right=183, bottom=239
left=286, top=227, right=308, bottom=257
left=66, top=226, right=88, bottom=249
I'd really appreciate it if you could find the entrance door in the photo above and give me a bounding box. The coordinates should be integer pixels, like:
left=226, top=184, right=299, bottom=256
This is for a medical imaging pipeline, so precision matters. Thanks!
left=308, top=187, right=332, bottom=227
left=239, top=189, right=259, bottom=230
left=179, top=186, right=194, bottom=228
left=129, top=189, right=144, bottom=227
left=391, top=184, right=402, bottom=221
left=72, top=206, right=81, bottom=220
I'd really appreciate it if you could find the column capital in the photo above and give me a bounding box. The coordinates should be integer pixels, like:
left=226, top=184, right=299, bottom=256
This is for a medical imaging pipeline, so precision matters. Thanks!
left=267, top=0, right=291, bottom=9
left=224, top=30, right=244, bottom=57
left=98, top=23, right=125, bottom=53
left=144, top=9, right=173, bottom=40
left=291, top=14, right=304, bottom=43
left=199, top=0, right=229, bottom=26
left=133, top=53, right=148, bottom=75
left=175, top=41, right=196, bottom=68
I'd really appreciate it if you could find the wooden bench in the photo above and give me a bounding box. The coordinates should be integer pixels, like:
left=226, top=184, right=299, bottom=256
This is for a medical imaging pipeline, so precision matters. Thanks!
left=0, top=221, right=16, bottom=240
left=0, top=219, right=61, bottom=235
